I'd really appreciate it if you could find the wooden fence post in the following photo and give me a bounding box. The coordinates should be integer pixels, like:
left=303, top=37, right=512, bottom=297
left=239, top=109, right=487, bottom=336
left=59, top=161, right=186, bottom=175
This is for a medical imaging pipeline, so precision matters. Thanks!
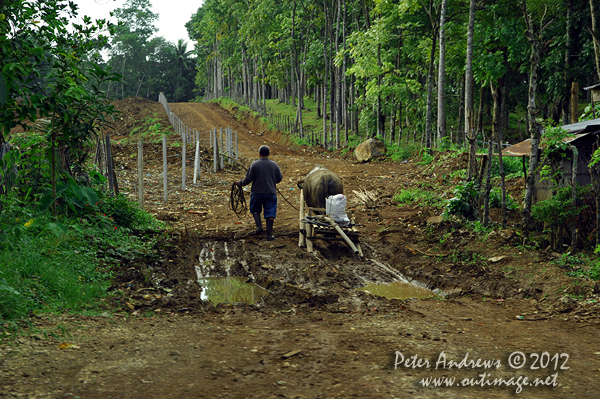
left=182, top=132, right=186, bottom=190
left=219, top=127, right=224, bottom=169
left=105, top=135, right=114, bottom=196
left=194, top=138, right=200, bottom=184
left=235, top=130, right=238, bottom=161
left=213, top=129, right=218, bottom=173
left=162, top=134, right=168, bottom=203
left=138, top=138, right=143, bottom=207
left=228, top=127, right=232, bottom=164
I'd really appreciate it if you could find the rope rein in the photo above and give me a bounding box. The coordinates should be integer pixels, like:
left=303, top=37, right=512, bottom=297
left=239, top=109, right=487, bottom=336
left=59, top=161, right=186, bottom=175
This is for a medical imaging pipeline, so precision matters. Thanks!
left=228, top=182, right=248, bottom=217
left=229, top=158, right=299, bottom=213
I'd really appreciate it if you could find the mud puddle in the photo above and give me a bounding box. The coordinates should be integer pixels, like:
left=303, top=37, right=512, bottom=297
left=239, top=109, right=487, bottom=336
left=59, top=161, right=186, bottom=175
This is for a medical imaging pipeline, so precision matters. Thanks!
left=358, top=280, right=435, bottom=299
left=199, top=276, right=269, bottom=304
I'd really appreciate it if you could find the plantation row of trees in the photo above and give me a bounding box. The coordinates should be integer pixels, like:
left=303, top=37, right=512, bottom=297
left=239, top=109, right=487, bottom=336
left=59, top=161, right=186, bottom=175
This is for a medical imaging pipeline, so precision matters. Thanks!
left=186, top=0, right=600, bottom=149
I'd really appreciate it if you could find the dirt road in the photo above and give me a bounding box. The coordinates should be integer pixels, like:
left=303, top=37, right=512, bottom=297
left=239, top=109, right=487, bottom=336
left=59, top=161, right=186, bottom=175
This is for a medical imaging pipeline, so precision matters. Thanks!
left=1, top=99, right=599, bottom=398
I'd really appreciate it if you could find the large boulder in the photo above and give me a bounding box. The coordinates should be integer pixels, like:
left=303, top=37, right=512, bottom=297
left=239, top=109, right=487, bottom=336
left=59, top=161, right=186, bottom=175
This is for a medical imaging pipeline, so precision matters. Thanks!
left=354, top=138, right=386, bottom=162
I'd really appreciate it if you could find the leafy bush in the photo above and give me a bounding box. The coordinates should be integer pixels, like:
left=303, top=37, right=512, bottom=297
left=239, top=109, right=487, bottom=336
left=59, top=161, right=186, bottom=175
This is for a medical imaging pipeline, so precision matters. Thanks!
left=531, top=186, right=587, bottom=227
left=489, top=187, right=519, bottom=210
left=491, top=156, right=524, bottom=178
left=579, top=103, right=600, bottom=122
left=444, top=180, right=479, bottom=219
left=449, top=169, right=467, bottom=180
left=565, top=250, right=600, bottom=280
left=417, top=150, right=434, bottom=165
left=97, top=193, right=162, bottom=230
left=387, top=143, right=420, bottom=162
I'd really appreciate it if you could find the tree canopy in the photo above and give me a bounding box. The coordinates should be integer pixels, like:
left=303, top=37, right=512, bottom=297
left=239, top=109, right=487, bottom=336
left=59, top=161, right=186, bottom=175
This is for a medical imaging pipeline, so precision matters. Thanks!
left=184, top=0, right=600, bottom=148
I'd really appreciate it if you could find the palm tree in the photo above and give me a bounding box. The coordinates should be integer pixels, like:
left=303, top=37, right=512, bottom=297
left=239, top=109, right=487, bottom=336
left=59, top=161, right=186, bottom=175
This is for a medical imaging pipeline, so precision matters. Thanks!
left=172, top=39, right=195, bottom=102
left=174, top=39, right=194, bottom=76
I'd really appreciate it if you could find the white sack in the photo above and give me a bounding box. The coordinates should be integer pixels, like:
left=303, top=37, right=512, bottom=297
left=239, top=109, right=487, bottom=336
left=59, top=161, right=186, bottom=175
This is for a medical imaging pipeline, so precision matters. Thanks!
left=326, top=194, right=350, bottom=223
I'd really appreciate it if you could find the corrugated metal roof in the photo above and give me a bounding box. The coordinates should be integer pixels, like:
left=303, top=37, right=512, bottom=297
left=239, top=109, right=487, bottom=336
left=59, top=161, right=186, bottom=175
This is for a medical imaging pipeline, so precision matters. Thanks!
left=502, top=118, right=600, bottom=157
left=559, top=118, right=600, bottom=134
left=503, top=139, right=531, bottom=157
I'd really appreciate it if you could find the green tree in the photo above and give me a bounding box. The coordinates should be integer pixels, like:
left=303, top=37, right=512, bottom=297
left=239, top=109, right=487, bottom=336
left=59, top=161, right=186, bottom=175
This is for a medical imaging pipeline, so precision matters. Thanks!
left=109, top=0, right=158, bottom=99
left=0, top=0, right=119, bottom=212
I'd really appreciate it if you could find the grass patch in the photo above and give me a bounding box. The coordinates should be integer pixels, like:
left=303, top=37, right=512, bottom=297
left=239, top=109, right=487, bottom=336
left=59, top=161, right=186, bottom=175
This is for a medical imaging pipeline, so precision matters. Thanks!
left=387, top=142, right=420, bottom=162
left=393, top=188, right=447, bottom=208
left=0, top=194, right=165, bottom=323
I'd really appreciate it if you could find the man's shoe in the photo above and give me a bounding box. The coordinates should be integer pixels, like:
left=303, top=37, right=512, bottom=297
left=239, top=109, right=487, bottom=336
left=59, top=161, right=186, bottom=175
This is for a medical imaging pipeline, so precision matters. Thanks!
left=266, top=219, right=275, bottom=241
left=252, top=213, right=263, bottom=235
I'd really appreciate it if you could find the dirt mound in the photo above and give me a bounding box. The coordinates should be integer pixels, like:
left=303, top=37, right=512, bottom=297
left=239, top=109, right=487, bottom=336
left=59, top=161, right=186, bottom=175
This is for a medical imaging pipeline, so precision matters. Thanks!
left=109, top=97, right=171, bottom=138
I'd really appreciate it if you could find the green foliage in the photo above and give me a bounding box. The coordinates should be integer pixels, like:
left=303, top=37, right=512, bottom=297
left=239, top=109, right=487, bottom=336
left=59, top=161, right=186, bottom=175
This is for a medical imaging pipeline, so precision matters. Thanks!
left=491, top=156, right=524, bottom=179
left=417, top=150, right=434, bottom=165
left=531, top=186, right=587, bottom=227
left=467, top=220, right=495, bottom=239
left=579, top=102, right=600, bottom=122
left=564, top=250, right=600, bottom=281
left=0, top=191, right=164, bottom=322
left=39, top=174, right=99, bottom=216
left=449, top=169, right=467, bottom=180
left=387, top=143, right=420, bottom=162
left=444, top=180, right=479, bottom=220
left=0, top=72, right=6, bottom=106
left=130, top=114, right=173, bottom=142
left=538, top=121, right=573, bottom=182
left=393, top=188, right=446, bottom=208
left=554, top=252, right=585, bottom=268
left=489, top=187, right=519, bottom=210
left=1, top=0, right=119, bottom=144
left=97, top=193, right=163, bottom=231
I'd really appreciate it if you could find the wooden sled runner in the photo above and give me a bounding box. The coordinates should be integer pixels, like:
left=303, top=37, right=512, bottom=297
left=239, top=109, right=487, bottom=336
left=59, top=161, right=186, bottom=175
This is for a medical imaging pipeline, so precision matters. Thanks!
left=298, top=189, right=363, bottom=257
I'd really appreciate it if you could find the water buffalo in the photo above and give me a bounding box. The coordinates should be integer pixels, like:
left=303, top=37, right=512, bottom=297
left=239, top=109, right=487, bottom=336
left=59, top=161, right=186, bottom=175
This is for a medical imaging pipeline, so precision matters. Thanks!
left=298, top=166, right=344, bottom=210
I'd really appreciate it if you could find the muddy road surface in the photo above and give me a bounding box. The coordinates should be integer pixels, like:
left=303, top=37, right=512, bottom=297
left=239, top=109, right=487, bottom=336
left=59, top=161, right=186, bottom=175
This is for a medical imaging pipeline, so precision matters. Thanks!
left=1, top=98, right=600, bottom=399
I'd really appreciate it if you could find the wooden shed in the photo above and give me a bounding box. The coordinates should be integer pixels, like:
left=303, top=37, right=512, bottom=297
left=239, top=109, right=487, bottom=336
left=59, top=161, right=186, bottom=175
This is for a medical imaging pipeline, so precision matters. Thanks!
left=502, top=118, right=600, bottom=202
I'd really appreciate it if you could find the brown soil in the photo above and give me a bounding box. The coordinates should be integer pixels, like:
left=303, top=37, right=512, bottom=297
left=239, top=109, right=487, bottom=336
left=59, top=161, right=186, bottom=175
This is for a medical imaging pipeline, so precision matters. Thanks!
left=2, top=98, right=600, bottom=398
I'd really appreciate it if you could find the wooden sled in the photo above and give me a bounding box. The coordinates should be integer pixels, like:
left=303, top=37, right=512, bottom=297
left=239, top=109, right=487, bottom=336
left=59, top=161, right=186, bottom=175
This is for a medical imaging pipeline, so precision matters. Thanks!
left=298, top=189, right=363, bottom=257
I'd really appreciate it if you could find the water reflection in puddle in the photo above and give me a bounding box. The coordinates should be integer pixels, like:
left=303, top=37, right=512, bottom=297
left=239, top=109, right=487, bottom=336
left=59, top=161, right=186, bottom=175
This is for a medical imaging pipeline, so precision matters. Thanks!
left=199, top=276, right=268, bottom=305
left=359, top=281, right=434, bottom=300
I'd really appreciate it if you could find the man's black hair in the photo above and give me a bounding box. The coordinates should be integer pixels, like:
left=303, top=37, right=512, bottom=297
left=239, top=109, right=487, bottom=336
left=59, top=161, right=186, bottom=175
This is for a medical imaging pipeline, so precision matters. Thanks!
left=259, top=145, right=270, bottom=156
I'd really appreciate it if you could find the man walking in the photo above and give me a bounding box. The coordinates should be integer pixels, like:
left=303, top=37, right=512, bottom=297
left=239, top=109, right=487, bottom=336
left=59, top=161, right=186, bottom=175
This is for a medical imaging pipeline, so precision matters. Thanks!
left=237, top=145, right=282, bottom=241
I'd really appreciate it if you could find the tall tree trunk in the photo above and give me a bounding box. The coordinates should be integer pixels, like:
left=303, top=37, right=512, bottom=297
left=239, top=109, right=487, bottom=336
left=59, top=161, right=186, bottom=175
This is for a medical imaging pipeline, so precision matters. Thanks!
left=477, top=83, right=485, bottom=133
left=390, top=99, right=396, bottom=143
left=522, top=1, right=545, bottom=239
left=121, top=55, right=126, bottom=100
left=425, top=31, right=438, bottom=148
left=457, top=73, right=465, bottom=143
left=342, top=0, right=348, bottom=144
left=491, top=80, right=508, bottom=228
left=437, top=0, right=448, bottom=145
left=290, top=0, right=297, bottom=108
left=482, top=136, right=493, bottom=226
left=242, top=48, right=248, bottom=103
left=465, top=0, right=476, bottom=154
left=335, top=0, right=341, bottom=148
left=323, top=0, right=329, bottom=147
left=329, top=20, right=335, bottom=146
left=377, top=43, right=383, bottom=139
left=317, top=83, right=322, bottom=118
left=590, top=0, right=600, bottom=81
